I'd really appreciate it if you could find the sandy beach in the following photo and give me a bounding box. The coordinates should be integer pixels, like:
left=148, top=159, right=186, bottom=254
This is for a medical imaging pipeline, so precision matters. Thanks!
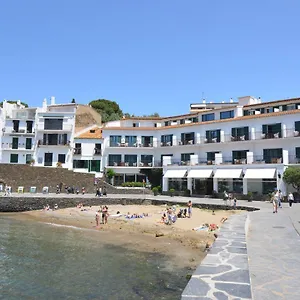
left=8, top=204, right=240, bottom=270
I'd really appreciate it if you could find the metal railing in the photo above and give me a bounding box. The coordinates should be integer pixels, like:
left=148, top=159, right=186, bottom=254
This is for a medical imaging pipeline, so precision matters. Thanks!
left=94, top=148, right=101, bottom=155
left=38, top=140, right=70, bottom=147
left=107, top=160, right=161, bottom=167
left=73, top=148, right=82, bottom=155
left=177, top=139, right=195, bottom=145
left=288, top=156, right=300, bottom=164
left=250, top=155, right=283, bottom=164
left=254, top=131, right=282, bottom=140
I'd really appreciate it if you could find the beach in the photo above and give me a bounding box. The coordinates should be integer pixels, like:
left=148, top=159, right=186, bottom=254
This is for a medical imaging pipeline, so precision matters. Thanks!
left=8, top=204, right=240, bottom=270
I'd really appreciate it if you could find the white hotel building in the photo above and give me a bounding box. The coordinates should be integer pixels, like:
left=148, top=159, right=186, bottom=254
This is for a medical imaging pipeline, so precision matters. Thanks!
left=101, top=96, right=300, bottom=196
left=1, top=95, right=300, bottom=197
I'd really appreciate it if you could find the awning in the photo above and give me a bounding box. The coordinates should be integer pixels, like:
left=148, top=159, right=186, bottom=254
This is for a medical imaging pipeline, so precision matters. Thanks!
left=244, top=168, right=276, bottom=179
left=187, top=169, right=213, bottom=178
left=164, top=169, right=187, bottom=178
left=214, top=169, right=243, bottom=179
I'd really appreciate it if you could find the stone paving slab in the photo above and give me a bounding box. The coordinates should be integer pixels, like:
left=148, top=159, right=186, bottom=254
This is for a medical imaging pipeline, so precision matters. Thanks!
left=247, top=206, right=300, bottom=300
left=182, top=213, right=252, bottom=300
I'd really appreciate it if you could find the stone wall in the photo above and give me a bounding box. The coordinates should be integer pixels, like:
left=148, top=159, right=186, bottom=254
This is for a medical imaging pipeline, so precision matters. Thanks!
left=0, top=164, right=151, bottom=195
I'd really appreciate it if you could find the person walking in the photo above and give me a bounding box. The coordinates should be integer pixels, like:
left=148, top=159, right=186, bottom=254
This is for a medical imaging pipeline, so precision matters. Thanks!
left=95, top=210, right=100, bottom=227
left=278, top=190, right=283, bottom=208
left=273, top=190, right=279, bottom=213
left=288, top=192, right=294, bottom=208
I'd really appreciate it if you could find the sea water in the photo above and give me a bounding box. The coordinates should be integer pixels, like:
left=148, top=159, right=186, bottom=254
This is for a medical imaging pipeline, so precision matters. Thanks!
left=0, top=216, right=189, bottom=300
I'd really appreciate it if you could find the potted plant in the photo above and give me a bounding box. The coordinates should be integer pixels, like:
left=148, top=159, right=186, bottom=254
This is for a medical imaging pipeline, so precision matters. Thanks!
left=247, top=191, right=253, bottom=202
left=169, top=188, right=175, bottom=197
left=106, top=168, right=116, bottom=185
left=152, top=187, right=159, bottom=196
left=56, top=161, right=62, bottom=168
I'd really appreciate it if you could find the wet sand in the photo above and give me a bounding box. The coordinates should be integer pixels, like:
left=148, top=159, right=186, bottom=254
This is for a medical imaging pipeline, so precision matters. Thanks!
left=6, top=204, right=240, bottom=270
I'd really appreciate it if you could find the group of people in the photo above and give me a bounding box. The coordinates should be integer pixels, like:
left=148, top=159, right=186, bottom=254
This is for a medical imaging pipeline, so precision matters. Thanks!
left=161, top=200, right=193, bottom=225
left=95, top=187, right=107, bottom=197
left=223, top=191, right=237, bottom=208
left=272, top=190, right=295, bottom=213
left=95, top=205, right=109, bottom=227
left=56, top=183, right=86, bottom=195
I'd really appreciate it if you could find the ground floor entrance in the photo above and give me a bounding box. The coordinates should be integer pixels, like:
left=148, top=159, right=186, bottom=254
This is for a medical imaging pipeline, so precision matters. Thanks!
left=192, top=178, right=213, bottom=195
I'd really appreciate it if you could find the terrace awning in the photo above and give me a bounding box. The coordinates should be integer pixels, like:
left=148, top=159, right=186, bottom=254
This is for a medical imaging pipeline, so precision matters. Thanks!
left=244, top=168, right=276, bottom=179
left=214, top=169, right=243, bottom=179
left=164, top=169, right=187, bottom=178
left=187, top=169, right=213, bottom=178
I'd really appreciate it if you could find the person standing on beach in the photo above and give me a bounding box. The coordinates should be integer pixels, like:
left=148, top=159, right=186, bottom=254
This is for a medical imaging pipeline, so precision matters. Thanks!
left=187, top=200, right=192, bottom=218
left=95, top=210, right=100, bottom=227
left=288, top=192, right=294, bottom=208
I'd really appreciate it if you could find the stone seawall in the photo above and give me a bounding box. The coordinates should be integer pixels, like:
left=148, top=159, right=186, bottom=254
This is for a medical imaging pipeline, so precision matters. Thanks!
left=0, top=196, right=259, bottom=212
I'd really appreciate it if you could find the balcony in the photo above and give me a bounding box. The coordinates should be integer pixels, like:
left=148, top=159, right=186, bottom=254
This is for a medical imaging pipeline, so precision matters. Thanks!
left=178, top=139, right=195, bottom=145
left=255, top=131, right=281, bottom=140
left=227, top=134, right=250, bottom=142
left=285, top=129, right=300, bottom=138
left=108, top=161, right=161, bottom=167
left=288, top=156, right=300, bottom=164
left=73, top=148, right=82, bottom=155
left=37, top=124, right=73, bottom=131
left=94, top=148, right=101, bottom=155
left=160, top=141, right=172, bottom=147
left=202, top=137, right=220, bottom=144
left=251, top=155, right=283, bottom=164
left=221, top=157, right=247, bottom=165
left=38, top=140, right=70, bottom=147
left=3, top=128, right=35, bottom=135
left=2, top=143, right=34, bottom=151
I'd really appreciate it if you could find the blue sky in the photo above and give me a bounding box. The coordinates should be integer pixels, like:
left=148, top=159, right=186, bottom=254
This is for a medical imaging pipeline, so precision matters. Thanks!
left=1, top=0, right=300, bottom=116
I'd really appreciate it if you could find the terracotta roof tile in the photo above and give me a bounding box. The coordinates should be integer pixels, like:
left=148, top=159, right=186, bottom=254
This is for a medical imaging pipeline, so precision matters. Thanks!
left=75, top=126, right=102, bottom=139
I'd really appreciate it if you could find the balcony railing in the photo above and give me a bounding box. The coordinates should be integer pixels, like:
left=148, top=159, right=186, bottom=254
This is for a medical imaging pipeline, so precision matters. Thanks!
left=285, top=129, right=300, bottom=138
left=202, top=137, right=221, bottom=144
left=73, top=148, right=82, bottom=155
left=288, top=156, right=300, bottom=164
left=37, top=124, right=73, bottom=131
left=250, top=155, right=283, bottom=164
left=2, top=143, right=34, bottom=150
left=94, top=148, right=101, bottom=155
left=38, top=140, right=70, bottom=147
left=224, top=134, right=250, bottom=142
left=178, top=139, right=195, bottom=145
left=107, top=161, right=161, bottom=167
left=109, top=142, right=157, bottom=147
left=221, top=157, right=247, bottom=165
left=4, top=128, right=35, bottom=134
left=160, top=141, right=173, bottom=147
left=254, top=131, right=282, bottom=140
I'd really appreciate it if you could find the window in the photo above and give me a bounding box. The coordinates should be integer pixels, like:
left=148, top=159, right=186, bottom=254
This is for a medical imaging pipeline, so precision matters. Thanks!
left=26, top=138, right=32, bottom=149
left=109, top=135, right=121, bottom=147
left=231, top=127, right=249, bottom=141
left=296, top=147, right=300, bottom=159
left=141, top=155, right=153, bottom=166
left=10, top=154, right=18, bottom=163
left=207, top=152, right=219, bottom=161
left=58, top=154, right=66, bottom=163
left=124, top=155, right=137, bottom=166
left=164, top=121, right=170, bottom=126
left=26, top=154, right=32, bottom=164
left=154, top=123, right=157, bottom=127
left=73, top=160, right=88, bottom=169
left=13, top=120, right=19, bottom=132
left=133, top=123, right=140, bottom=127
left=181, top=153, right=194, bottom=163
left=141, top=136, right=153, bottom=147
left=205, top=130, right=221, bottom=143
left=161, top=134, right=173, bottom=146
left=263, top=148, right=283, bottom=163
left=12, top=137, right=18, bottom=149
left=232, top=150, right=248, bottom=160
left=295, top=121, right=300, bottom=132
left=180, top=132, right=195, bottom=144
left=26, top=121, right=33, bottom=133
left=44, top=119, right=63, bottom=130
left=125, top=136, right=137, bottom=147
left=108, top=154, right=121, bottom=166
left=202, top=113, right=215, bottom=122
left=262, top=123, right=282, bottom=138
left=220, top=110, right=234, bottom=120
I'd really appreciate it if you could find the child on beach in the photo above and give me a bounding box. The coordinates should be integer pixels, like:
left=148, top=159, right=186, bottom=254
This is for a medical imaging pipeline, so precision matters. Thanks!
left=187, top=200, right=192, bottom=218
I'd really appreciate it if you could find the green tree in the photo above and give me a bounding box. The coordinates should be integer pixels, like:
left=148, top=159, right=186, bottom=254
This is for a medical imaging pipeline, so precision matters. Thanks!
left=106, top=168, right=116, bottom=184
left=283, top=167, right=300, bottom=192
left=89, top=99, right=123, bottom=123
left=0, top=100, right=28, bottom=107
left=71, top=98, right=76, bottom=103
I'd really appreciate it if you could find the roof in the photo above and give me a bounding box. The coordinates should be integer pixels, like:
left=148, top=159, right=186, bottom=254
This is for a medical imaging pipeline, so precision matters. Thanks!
left=75, top=126, right=103, bottom=139
left=103, top=108, right=300, bottom=131
left=244, top=97, right=300, bottom=108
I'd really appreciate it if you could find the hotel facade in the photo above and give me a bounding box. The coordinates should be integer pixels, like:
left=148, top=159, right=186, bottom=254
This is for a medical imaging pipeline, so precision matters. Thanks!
left=1, top=95, right=300, bottom=196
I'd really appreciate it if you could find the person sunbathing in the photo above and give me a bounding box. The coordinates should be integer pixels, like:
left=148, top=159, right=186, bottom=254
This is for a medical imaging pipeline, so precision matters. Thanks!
left=220, top=217, right=228, bottom=223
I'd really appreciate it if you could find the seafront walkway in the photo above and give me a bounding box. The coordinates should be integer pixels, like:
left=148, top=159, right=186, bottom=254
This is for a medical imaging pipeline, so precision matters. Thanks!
left=2, top=193, right=300, bottom=299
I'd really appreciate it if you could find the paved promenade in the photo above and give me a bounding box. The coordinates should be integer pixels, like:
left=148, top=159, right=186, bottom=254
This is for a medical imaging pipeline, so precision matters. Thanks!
left=2, top=193, right=300, bottom=299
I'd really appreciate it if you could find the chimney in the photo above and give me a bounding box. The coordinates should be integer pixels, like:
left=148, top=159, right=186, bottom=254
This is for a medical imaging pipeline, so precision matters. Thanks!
left=42, top=98, right=47, bottom=110
left=50, top=96, right=55, bottom=105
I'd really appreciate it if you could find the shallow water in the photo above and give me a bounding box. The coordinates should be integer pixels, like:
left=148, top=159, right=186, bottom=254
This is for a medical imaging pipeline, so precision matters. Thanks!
left=0, top=216, right=189, bottom=300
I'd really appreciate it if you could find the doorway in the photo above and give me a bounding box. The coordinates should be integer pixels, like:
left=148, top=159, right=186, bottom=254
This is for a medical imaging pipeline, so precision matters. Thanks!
left=44, top=153, right=53, bottom=166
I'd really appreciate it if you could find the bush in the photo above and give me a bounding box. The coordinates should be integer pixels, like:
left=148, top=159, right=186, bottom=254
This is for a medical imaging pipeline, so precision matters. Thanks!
left=121, top=182, right=145, bottom=187
left=169, top=188, right=175, bottom=197
left=247, top=191, right=253, bottom=201
left=152, top=187, right=159, bottom=196
left=184, top=189, right=191, bottom=197
left=157, top=185, right=162, bottom=193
